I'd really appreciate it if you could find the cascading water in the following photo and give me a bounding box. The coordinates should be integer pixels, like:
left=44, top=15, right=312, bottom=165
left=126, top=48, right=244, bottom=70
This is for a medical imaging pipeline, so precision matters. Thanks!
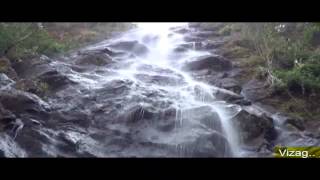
left=85, top=23, right=243, bottom=157
left=4, top=22, right=245, bottom=157
left=4, top=23, right=320, bottom=157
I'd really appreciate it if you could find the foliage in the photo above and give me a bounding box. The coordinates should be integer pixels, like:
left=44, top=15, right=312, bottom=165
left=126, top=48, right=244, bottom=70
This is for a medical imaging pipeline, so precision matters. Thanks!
left=234, top=23, right=320, bottom=95
left=0, top=23, right=67, bottom=59
left=0, top=23, right=135, bottom=59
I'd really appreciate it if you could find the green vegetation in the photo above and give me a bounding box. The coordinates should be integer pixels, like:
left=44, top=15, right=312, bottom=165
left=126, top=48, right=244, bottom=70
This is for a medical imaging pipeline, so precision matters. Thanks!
left=0, top=22, right=135, bottom=99
left=0, top=23, right=134, bottom=60
left=0, top=23, right=66, bottom=59
left=42, top=23, right=135, bottom=50
left=222, top=23, right=320, bottom=120
left=231, top=23, right=320, bottom=95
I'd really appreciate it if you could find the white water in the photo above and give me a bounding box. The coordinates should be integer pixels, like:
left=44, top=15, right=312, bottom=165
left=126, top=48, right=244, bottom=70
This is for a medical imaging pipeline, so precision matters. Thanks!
left=82, top=23, right=243, bottom=156
left=134, top=23, right=243, bottom=156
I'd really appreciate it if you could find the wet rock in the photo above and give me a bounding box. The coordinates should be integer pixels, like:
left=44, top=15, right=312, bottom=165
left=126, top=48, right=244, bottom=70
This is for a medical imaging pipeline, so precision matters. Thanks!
left=173, top=46, right=189, bottom=53
left=192, top=31, right=220, bottom=38
left=241, top=79, right=270, bottom=102
left=175, top=43, right=195, bottom=50
left=78, top=48, right=126, bottom=58
left=11, top=56, right=53, bottom=79
left=212, top=86, right=244, bottom=103
left=14, top=127, right=52, bottom=157
left=0, top=103, right=16, bottom=131
left=28, top=118, right=42, bottom=126
left=56, top=132, right=79, bottom=153
left=136, top=64, right=180, bottom=75
left=134, top=73, right=185, bottom=86
left=13, top=79, right=49, bottom=97
left=95, top=79, right=132, bottom=99
left=108, top=40, right=149, bottom=57
left=177, top=41, right=223, bottom=51
left=37, top=70, right=76, bottom=90
left=172, top=27, right=189, bottom=34
left=210, top=77, right=242, bottom=94
left=0, top=57, right=18, bottom=80
left=182, top=132, right=231, bottom=157
left=231, top=106, right=277, bottom=144
left=155, top=108, right=177, bottom=132
left=75, top=52, right=113, bottom=66
left=201, top=41, right=224, bottom=50
left=0, top=133, right=26, bottom=157
left=182, top=55, right=232, bottom=72
left=5, top=118, right=24, bottom=139
left=233, top=99, right=252, bottom=106
left=184, top=36, right=205, bottom=42
left=284, top=117, right=305, bottom=131
left=50, top=110, right=92, bottom=129
left=192, top=69, right=212, bottom=76
left=0, top=89, right=50, bottom=115
left=121, top=105, right=155, bottom=124
left=183, top=106, right=222, bottom=132
left=0, top=73, right=14, bottom=88
left=157, top=120, right=175, bottom=132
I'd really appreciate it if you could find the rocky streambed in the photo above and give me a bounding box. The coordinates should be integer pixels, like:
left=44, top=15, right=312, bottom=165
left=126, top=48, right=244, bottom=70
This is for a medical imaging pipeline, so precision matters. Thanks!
left=0, top=23, right=319, bottom=157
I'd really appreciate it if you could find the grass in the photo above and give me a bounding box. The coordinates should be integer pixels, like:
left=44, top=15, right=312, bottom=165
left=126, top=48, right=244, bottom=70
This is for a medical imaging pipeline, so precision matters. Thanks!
left=215, top=23, right=320, bottom=121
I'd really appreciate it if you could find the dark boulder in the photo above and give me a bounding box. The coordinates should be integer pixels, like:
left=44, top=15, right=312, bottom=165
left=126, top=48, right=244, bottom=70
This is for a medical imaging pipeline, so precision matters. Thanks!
left=0, top=103, right=16, bottom=131
left=284, top=117, right=305, bottom=131
left=37, top=70, right=76, bottom=90
left=182, top=131, right=231, bottom=157
left=0, top=57, right=18, bottom=80
left=14, top=127, right=53, bottom=157
left=75, top=52, right=113, bottom=66
left=0, top=89, right=50, bottom=115
left=210, top=77, right=242, bottom=94
left=78, top=48, right=127, bottom=58
left=13, top=79, right=48, bottom=97
left=182, top=55, right=232, bottom=72
left=11, top=56, right=52, bottom=79
left=231, top=106, right=277, bottom=144
left=241, top=79, right=270, bottom=102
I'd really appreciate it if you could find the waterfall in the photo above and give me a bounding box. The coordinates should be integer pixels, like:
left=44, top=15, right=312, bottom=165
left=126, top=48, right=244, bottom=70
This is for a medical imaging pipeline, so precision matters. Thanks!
left=118, top=23, right=242, bottom=156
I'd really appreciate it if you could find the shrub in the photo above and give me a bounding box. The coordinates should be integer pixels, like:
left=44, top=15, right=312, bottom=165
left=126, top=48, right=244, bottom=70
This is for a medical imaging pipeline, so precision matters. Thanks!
left=274, top=63, right=320, bottom=95
left=0, top=23, right=67, bottom=59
